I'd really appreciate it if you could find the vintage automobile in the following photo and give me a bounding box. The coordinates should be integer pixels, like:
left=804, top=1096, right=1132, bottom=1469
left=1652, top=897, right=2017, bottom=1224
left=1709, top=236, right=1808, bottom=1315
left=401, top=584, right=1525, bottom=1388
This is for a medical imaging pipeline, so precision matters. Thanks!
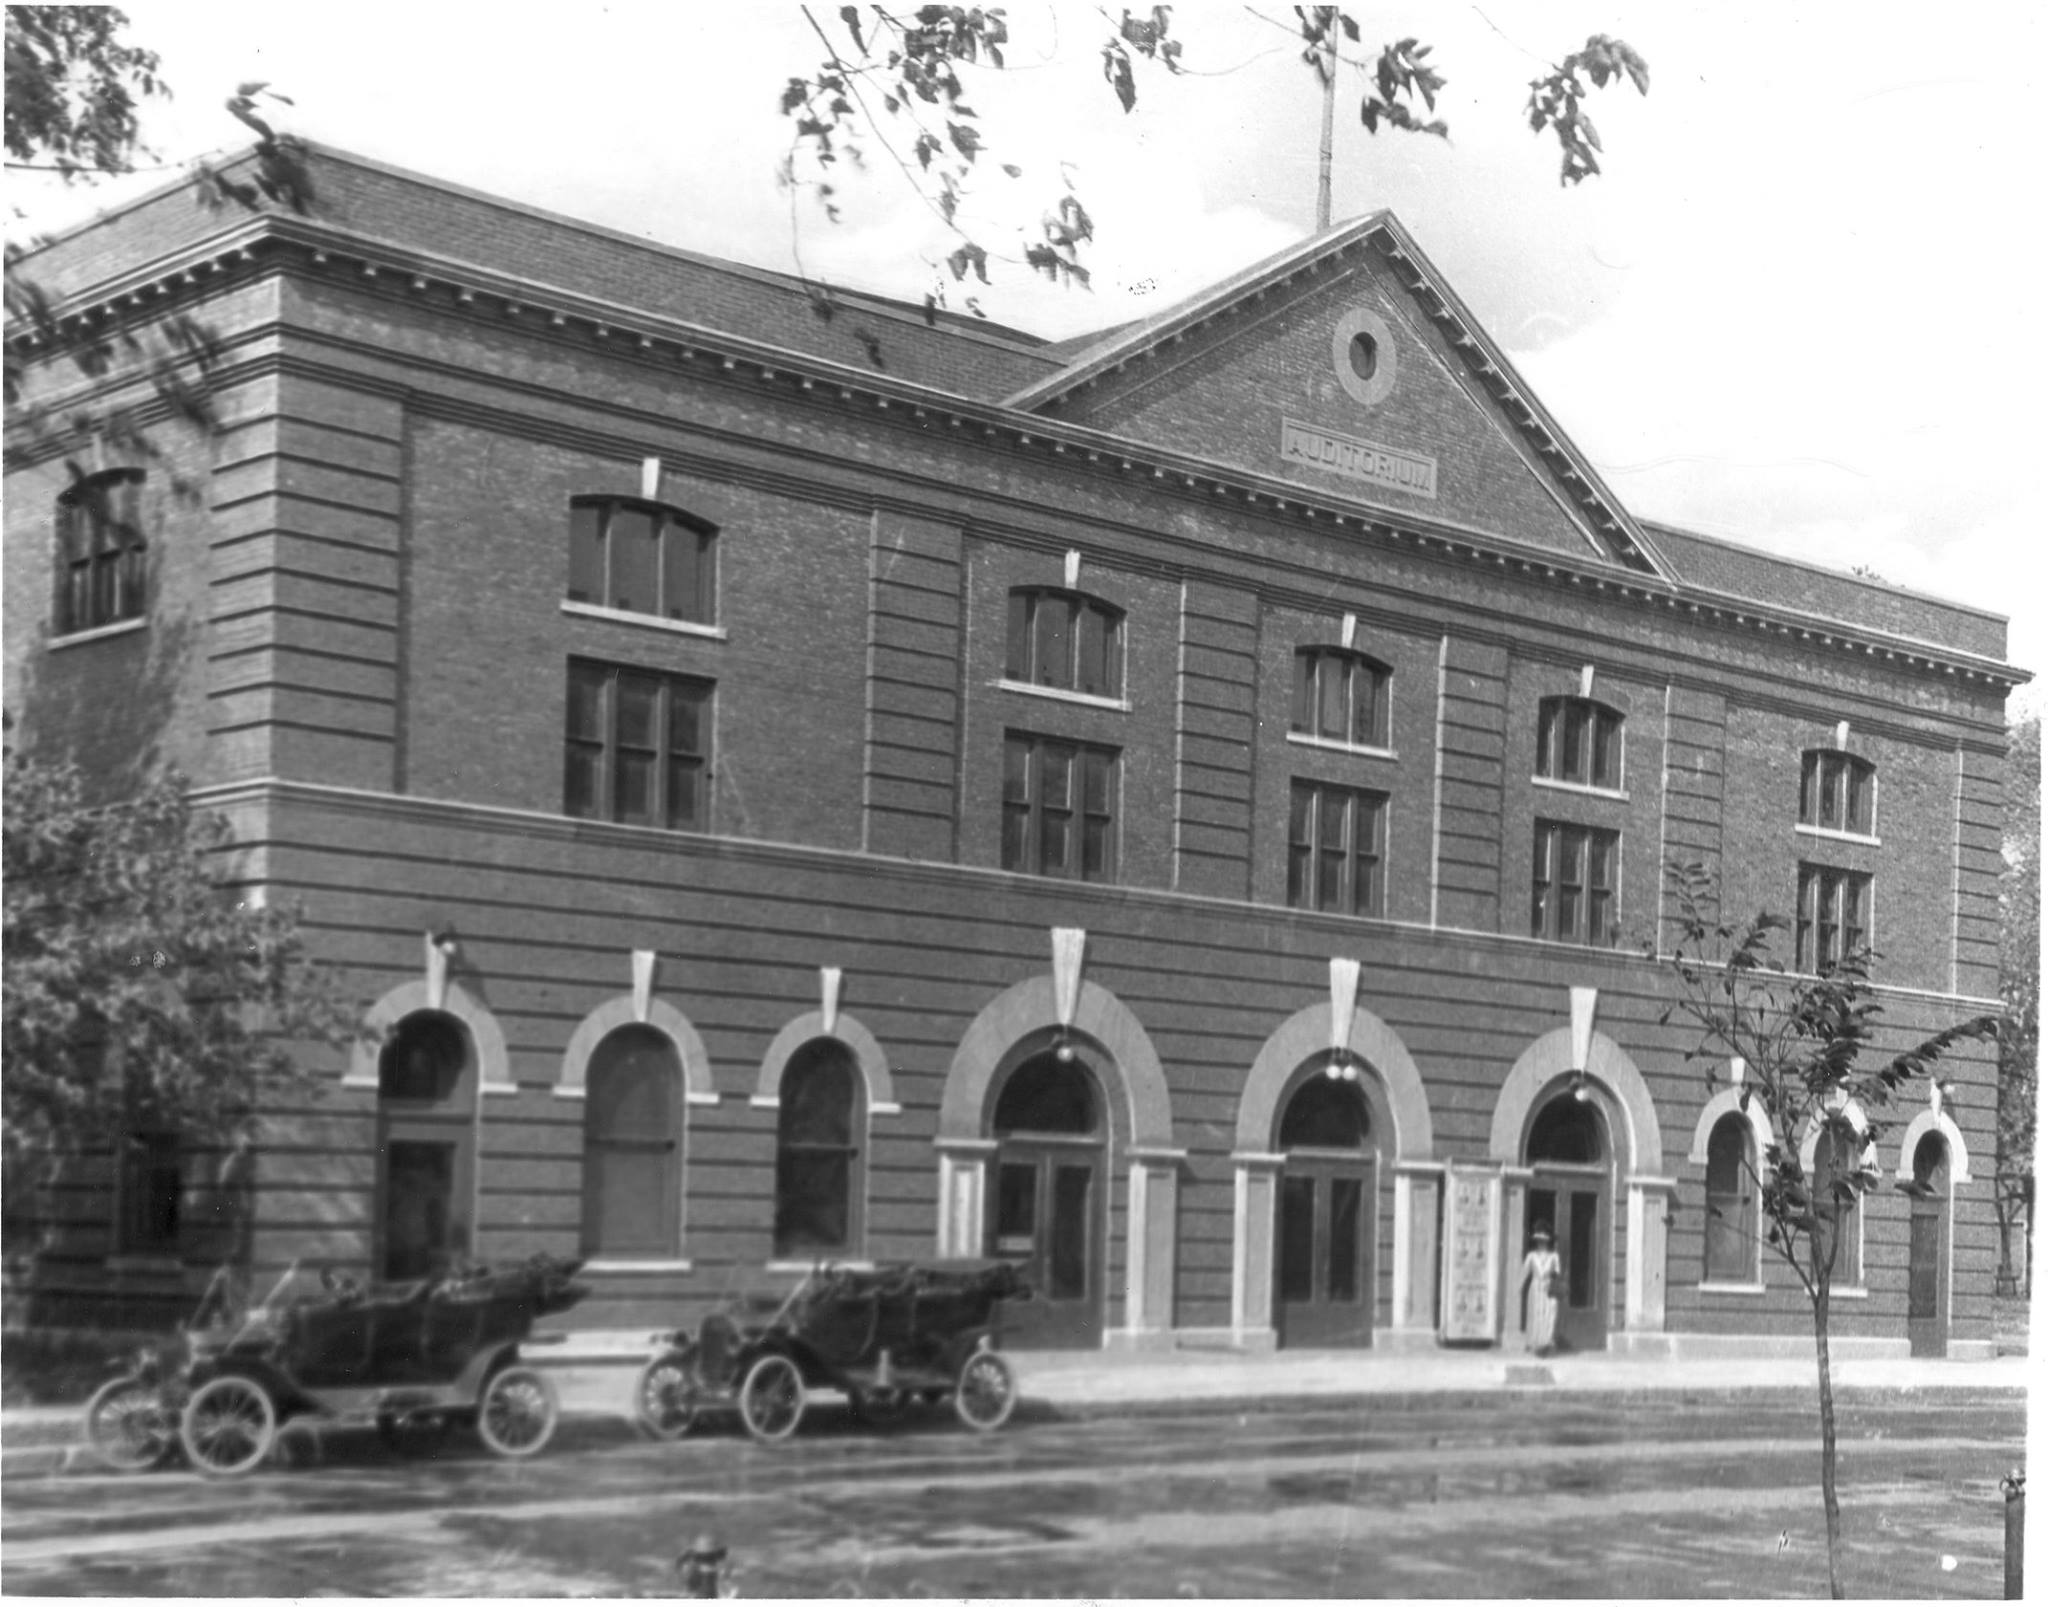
left=634, top=1258, right=1028, bottom=1443
left=83, top=1253, right=588, bottom=1476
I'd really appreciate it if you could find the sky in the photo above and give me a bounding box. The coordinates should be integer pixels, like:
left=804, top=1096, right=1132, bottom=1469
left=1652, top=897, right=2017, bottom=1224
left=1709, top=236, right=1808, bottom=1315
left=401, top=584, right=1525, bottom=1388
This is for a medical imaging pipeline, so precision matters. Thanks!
left=10, top=2, right=2043, bottom=714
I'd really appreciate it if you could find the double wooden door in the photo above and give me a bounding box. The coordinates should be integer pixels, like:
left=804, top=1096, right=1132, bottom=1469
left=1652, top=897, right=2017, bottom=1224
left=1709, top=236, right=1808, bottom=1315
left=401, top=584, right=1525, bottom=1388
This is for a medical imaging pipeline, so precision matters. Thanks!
left=1275, top=1154, right=1376, bottom=1348
left=989, top=1141, right=1103, bottom=1349
left=1526, top=1172, right=1607, bottom=1352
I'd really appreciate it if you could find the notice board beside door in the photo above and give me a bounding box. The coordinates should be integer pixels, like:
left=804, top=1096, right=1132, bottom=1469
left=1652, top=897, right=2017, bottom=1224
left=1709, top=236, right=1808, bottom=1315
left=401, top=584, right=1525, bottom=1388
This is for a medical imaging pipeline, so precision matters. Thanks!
left=1439, top=1163, right=1503, bottom=1343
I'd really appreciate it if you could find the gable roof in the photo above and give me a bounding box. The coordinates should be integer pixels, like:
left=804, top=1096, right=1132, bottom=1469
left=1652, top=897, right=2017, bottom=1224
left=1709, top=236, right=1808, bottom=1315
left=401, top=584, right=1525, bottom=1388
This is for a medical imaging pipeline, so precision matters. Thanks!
left=1004, top=211, right=1674, bottom=582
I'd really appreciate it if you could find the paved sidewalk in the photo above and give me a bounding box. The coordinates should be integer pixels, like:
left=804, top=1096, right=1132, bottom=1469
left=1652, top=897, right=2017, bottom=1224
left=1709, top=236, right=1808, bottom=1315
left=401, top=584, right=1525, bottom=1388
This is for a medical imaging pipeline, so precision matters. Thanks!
left=3, top=1347, right=2026, bottom=1483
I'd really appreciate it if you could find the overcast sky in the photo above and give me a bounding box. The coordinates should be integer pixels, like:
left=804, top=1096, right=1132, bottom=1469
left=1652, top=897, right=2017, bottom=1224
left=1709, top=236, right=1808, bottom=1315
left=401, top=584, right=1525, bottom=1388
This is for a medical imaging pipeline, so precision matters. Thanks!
left=12, top=2, right=2042, bottom=713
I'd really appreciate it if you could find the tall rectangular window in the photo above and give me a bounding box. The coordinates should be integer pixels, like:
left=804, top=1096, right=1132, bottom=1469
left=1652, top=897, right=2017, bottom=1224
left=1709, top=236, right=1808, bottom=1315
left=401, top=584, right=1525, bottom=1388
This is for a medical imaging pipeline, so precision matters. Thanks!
left=566, top=497, right=717, bottom=625
left=1001, top=733, right=1118, bottom=882
left=1531, top=820, right=1619, bottom=946
left=564, top=661, right=711, bottom=830
left=1796, top=864, right=1871, bottom=972
left=1287, top=781, right=1387, bottom=917
left=55, top=469, right=147, bottom=636
left=117, top=1132, right=182, bottom=1255
left=1292, top=649, right=1391, bottom=749
left=1536, top=697, right=1623, bottom=789
left=1800, top=750, right=1875, bottom=835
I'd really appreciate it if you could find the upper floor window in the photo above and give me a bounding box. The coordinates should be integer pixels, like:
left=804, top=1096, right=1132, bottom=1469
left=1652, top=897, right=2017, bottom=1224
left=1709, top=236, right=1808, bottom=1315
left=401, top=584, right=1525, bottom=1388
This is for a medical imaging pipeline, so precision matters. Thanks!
left=1287, top=780, right=1387, bottom=917
left=1800, top=750, right=1874, bottom=835
left=568, top=497, right=717, bottom=625
left=55, top=468, right=146, bottom=636
left=1796, top=864, right=1870, bottom=973
left=1005, top=588, right=1123, bottom=699
left=1536, top=696, right=1622, bottom=790
left=1292, top=648, right=1391, bottom=749
left=1001, top=732, right=1118, bottom=882
left=1531, top=819, right=1618, bottom=947
left=565, top=660, right=711, bottom=830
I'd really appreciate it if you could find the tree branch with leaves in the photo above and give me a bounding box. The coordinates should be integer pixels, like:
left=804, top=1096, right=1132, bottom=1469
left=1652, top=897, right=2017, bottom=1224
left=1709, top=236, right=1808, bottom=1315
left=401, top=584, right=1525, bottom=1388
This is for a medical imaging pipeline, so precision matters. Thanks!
left=1656, top=860, right=1998, bottom=1598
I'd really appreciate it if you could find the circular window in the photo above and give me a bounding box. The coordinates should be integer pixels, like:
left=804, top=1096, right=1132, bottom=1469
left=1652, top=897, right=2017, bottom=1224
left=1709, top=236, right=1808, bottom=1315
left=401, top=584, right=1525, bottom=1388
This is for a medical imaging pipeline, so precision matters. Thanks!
left=1331, top=309, right=1397, bottom=406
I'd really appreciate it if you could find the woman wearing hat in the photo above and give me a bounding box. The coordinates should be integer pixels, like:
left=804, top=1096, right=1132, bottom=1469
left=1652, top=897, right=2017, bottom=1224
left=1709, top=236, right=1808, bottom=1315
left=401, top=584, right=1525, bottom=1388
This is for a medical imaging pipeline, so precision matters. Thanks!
left=1521, top=1224, right=1563, bottom=1356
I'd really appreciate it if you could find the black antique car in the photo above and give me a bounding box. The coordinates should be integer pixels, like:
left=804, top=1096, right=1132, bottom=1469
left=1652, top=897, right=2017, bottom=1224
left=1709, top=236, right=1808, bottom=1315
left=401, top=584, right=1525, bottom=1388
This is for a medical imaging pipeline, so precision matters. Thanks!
left=634, top=1259, right=1028, bottom=1443
left=84, top=1254, right=588, bottom=1476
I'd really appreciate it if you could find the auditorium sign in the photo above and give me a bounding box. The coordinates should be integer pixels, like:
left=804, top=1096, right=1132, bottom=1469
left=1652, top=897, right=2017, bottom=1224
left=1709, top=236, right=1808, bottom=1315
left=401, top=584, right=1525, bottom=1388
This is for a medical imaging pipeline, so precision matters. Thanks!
left=1281, top=418, right=1438, bottom=499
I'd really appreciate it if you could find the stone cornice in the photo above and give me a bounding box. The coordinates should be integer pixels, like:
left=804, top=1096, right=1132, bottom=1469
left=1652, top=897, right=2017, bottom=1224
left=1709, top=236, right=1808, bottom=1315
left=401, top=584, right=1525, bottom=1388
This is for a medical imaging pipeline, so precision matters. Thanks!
left=6, top=212, right=2025, bottom=694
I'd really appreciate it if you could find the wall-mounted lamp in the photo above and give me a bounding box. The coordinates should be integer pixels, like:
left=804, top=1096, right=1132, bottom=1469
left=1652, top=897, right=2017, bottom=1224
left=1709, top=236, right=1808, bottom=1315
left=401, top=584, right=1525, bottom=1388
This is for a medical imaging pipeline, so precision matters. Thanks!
left=1324, top=1053, right=1360, bottom=1082
left=429, top=926, right=459, bottom=957
left=1569, top=1067, right=1592, bottom=1103
left=1052, top=1027, right=1077, bottom=1065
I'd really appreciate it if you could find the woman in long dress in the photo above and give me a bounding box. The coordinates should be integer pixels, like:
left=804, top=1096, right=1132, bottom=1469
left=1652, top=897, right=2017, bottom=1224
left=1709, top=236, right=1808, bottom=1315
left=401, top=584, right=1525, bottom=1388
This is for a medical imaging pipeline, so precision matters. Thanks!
left=1521, top=1225, right=1562, bottom=1356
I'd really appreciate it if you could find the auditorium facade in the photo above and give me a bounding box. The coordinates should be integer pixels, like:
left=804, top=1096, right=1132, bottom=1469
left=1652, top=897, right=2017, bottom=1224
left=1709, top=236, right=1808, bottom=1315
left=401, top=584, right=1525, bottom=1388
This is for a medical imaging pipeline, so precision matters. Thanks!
left=4, top=145, right=2022, bottom=1356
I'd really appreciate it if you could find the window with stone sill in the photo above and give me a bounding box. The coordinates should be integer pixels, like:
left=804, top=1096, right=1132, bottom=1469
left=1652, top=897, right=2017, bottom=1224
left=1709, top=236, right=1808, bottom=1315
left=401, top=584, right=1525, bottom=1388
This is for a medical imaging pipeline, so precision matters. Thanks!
left=1799, top=749, right=1875, bottom=835
left=1536, top=696, right=1623, bottom=790
left=773, top=1041, right=866, bottom=1259
left=567, top=496, right=717, bottom=626
left=55, top=468, right=147, bottom=636
left=1292, top=647, right=1391, bottom=749
left=1703, top=1113, right=1758, bottom=1284
left=1004, top=587, right=1124, bottom=700
left=1001, top=731, right=1118, bottom=882
left=1287, top=780, right=1387, bottom=917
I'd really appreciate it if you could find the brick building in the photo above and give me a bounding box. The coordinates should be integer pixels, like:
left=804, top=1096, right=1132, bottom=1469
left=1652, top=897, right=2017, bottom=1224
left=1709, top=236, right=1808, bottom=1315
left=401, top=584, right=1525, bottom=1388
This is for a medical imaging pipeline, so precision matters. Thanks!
left=4, top=145, right=2025, bottom=1356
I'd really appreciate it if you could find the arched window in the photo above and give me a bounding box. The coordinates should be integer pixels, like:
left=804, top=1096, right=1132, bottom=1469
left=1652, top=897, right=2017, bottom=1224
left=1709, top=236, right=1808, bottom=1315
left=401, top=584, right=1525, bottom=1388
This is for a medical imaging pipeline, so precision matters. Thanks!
left=1278, top=1073, right=1371, bottom=1150
left=378, top=1012, right=470, bottom=1104
left=1703, top=1114, right=1757, bottom=1282
left=567, top=496, right=717, bottom=625
left=774, top=1041, right=865, bottom=1258
left=1004, top=587, right=1123, bottom=698
left=1536, top=696, right=1623, bottom=790
left=1800, top=749, right=1875, bottom=835
left=582, top=1026, right=683, bottom=1258
left=55, top=468, right=146, bottom=635
left=1293, top=647, right=1391, bottom=749
left=1527, top=1095, right=1604, bottom=1164
left=1811, top=1121, right=1864, bottom=1286
left=993, top=1051, right=1099, bottom=1135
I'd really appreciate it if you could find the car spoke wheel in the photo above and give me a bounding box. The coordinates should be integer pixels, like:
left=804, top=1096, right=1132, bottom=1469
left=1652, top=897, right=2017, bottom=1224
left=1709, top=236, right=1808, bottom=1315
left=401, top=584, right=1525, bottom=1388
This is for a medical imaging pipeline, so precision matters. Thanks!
left=85, top=1376, right=175, bottom=1472
left=634, top=1350, right=701, bottom=1441
left=179, top=1375, right=277, bottom=1477
left=737, top=1354, right=805, bottom=1443
left=476, top=1366, right=558, bottom=1458
left=954, top=1349, right=1017, bottom=1433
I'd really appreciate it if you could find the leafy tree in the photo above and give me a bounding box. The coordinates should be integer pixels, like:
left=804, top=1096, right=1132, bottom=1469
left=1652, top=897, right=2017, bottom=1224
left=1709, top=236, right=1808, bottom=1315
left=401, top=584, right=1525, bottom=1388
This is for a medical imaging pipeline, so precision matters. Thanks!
left=5, top=6, right=309, bottom=487
left=1995, top=714, right=2039, bottom=1296
left=778, top=5, right=1648, bottom=316
left=1658, top=863, right=1998, bottom=1598
left=2, top=750, right=356, bottom=1178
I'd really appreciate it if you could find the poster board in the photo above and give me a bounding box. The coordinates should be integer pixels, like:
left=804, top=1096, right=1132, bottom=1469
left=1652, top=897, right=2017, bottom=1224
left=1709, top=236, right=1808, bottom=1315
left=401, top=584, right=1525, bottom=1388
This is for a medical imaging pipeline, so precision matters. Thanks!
left=1439, top=1163, right=1504, bottom=1343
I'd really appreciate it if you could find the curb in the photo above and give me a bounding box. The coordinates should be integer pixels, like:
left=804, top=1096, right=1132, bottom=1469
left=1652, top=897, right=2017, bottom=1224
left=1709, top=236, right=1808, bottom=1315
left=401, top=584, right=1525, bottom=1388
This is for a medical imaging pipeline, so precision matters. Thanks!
left=5, top=1377, right=2025, bottom=1483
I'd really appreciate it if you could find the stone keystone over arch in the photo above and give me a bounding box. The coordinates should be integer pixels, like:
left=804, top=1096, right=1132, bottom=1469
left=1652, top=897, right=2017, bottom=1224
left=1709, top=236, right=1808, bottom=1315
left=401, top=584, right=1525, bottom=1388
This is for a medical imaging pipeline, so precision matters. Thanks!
left=1489, top=1026, right=1663, bottom=1175
left=1235, top=998, right=1434, bottom=1159
left=347, top=979, right=511, bottom=1093
left=555, top=995, right=716, bottom=1103
left=938, top=975, right=1173, bottom=1147
left=753, top=1010, right=899, bottom=1114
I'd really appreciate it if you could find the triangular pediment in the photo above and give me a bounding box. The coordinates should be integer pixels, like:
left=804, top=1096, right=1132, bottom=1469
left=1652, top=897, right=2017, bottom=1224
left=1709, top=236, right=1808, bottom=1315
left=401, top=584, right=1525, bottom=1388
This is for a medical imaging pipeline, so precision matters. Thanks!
left=1007, top=215, right=1667, bottom=577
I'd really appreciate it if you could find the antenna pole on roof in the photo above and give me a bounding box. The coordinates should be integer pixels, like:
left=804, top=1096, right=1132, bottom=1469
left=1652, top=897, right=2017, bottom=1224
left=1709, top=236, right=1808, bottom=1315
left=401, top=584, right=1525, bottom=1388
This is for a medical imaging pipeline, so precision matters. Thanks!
left=1315, top=7, right=1337, bottom=231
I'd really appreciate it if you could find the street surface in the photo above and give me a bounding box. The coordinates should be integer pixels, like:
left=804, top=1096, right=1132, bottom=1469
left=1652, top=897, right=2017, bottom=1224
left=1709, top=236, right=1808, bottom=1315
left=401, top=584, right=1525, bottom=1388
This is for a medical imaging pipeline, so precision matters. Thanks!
left=0, top=1388, right=2023, bottom=1597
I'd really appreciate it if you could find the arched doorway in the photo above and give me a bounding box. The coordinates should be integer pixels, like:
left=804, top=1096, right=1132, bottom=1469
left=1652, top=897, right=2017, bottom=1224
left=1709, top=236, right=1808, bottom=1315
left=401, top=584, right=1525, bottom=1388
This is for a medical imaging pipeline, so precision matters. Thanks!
left=1523, top=1091, right=1610, bottom=1352
left=1275, top=1063, right=1376, bottom=1348
left=1908, top=1131, right=1950, bottom=1357
left=376, top=1011, right=477, bottom=1281
left=988, top=1044, right=1105, bottom=1349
